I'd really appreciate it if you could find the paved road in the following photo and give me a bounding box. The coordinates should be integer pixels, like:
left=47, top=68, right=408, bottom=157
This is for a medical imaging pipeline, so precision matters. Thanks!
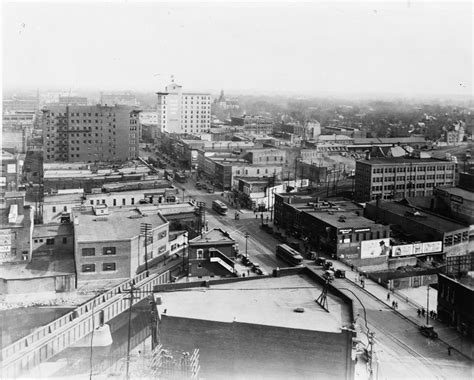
left=179, top=177, right=472, bottom=379
left=322, top=268, right=472, bottom=380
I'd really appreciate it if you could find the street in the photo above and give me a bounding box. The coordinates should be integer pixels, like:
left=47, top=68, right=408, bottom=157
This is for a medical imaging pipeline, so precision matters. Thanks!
left=175, top=173, right=472, bottom=380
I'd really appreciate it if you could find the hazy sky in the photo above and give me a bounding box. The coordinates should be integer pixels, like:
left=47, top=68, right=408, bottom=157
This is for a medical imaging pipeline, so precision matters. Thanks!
left=2, top=1, right=473, bottom=96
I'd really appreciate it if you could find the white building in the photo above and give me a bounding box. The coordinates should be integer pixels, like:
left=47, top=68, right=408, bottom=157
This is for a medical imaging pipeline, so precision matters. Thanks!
left=156, top=81, right=211, bottom=135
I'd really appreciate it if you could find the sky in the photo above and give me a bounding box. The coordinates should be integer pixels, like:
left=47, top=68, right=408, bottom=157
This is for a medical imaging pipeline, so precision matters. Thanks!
left=2, top=1, right=473, bottom=97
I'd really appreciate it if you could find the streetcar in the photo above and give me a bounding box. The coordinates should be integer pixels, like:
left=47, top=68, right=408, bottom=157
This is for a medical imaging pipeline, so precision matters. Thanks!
left=212, top=200, right=228, bottom=215
left=175, top=171, right=187, bottom=183
left=276, top=244, right=304, bottom=266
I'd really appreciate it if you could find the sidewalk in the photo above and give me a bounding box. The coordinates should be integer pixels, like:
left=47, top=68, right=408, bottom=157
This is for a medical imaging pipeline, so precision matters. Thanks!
left=326, top=258, right=473, bottom=360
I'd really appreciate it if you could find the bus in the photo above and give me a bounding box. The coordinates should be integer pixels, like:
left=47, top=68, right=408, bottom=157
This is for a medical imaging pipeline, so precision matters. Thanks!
left=276, top=244, right=304, bottom=266
left=212, top=200, right=228, bottom=215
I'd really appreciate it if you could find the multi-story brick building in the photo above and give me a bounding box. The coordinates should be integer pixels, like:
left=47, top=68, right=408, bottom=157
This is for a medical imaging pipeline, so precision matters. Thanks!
left=355, top=157, right=456, bottom=201
left=73, top=205, right=169, bottom=287
left=41, top=104, right=140, bottom=163
left=156, top=81, right=211, bottom=135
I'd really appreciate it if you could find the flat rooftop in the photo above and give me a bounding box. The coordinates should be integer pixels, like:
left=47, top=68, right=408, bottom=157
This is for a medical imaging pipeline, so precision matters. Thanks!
left=368, top=200, right=468, bottom=232
left=436, top=186, right=474, bottom=202
left=0, top=257, right=75, bottom=279
left=358, top=157, right=451, bottom=165
left=74, top=206, right=168, bottom=242
left=308, top=209, right=380, bottom=230
left=155, top=274, right=352, bottom=332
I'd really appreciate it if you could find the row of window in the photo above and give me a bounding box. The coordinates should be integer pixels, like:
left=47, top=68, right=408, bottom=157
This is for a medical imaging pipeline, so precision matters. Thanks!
left=443, top=231, right=469, bottom=247
left=82, top=263, right=116, bottom=272
left=82, top=247, right=116, bottom=256
left=372, top=174, right=453, bottom=182
left=34, top=237, right=68, bottom=244
left=372, top=165, right=454, bottom=174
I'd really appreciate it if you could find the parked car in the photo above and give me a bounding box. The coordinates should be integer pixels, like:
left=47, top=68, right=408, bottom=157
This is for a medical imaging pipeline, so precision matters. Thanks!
left=241, top=256, right=251, bottom=266
left=316, top=257, right=326, bottom=266
left=335, top=269, right=346, bottom=278
left=323, top=270, right=335, bottom=281
left=251, top=263, right=260, bottom=273
left=324, top=261, right=334, bottom=270
left=419, top=325, right=438, bottom=339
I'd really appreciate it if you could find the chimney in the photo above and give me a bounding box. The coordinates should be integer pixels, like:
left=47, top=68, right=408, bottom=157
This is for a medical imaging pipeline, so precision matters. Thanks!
left=365, top=151, right=371, bottom=160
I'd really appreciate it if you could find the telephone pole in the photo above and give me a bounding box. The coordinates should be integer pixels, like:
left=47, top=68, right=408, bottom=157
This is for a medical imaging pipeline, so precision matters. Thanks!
left=140, top=223, right=152, bottom=277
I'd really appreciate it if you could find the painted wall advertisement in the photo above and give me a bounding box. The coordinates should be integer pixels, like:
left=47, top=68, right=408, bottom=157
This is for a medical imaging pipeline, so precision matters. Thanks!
left=0, top=229, right=13, bottom=263
left=360, top=238, right=391, bottom=258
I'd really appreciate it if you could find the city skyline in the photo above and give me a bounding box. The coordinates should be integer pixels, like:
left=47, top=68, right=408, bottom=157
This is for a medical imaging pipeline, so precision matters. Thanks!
left=2, top=1, right=472, bottom=98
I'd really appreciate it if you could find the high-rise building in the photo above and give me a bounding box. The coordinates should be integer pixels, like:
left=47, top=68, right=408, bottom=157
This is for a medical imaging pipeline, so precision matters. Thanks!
left=355, top=157, right=456, bottom=202
left=41, top=104, right=140, bottom=163
left=156, top=80, right=211, bottom=135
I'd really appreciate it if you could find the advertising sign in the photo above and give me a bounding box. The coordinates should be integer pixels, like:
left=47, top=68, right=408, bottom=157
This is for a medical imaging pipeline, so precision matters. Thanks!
left=422, top=241, right=442, bottom=254
left=392, top=244, right=414, bottom=257
left=354, top=228, right=371, bottom=233
left=0, top=177, right=6, bottom=186
left=360, top=238, right=391, bottom=258
left=7, top=164, right=16, bottom=174
left=413, top=243, right=423, bottom=255
left=338, top=228, right=353, bottom=235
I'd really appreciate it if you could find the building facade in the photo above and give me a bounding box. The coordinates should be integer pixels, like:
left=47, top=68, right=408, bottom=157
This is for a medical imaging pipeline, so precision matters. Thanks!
left=355, top=157, right=456, bottom=202
left=41, top=104, right=140, bottom=163
left=73, top=205, right=169, bottom=287
left=437, top=273, right=473, bottom=339
left=156, top=81, right=211, bottom=135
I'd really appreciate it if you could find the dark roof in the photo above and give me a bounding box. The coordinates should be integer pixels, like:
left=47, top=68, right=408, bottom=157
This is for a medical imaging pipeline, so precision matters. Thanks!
left=357, top=157, right=451, bottom=165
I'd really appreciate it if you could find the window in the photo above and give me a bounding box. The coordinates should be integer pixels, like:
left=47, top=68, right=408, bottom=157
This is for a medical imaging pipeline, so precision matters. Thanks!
left=122, top=199, right=126, bottom=205
left=158, top=245, right=166, bottom=254
left=82, top=264, right=95, bottom=272
left=103, top=247, right=116, bottom=255
left=113, top=199, right=117, bottom=206
left=196, top=249, right=204, bottom=259
left=62, top=237, right=67, bottom=244
left=82, top=248, right=95, bottom=256
left=63, top=206, right=67, bottom=212
left=131, top=198, right=135, bottom=205
left=46, top=238, right=55, bottom=245
left=52, top=206, right=56, bottom=213
left=102, top=263, right=116, bottom=271
left=158, top=231, right=167, bottom=239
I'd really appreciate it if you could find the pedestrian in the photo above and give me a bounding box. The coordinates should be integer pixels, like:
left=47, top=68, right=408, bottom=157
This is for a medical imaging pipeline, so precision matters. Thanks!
left=392, top=301, right=395, bottom=308
left=429, top=310, right=433, bottom=319
left=351, top=264, right=354, bottom=271
left=387, top=293, right=390, bottom=301
left=255, top=214, right=258, bottom=219
left=395, top=301, right=398, bottom=309
left=266, top=215, right=269, bottom=223
left=247, top=269, right=250, bottom=276
left=447, top=346, right=452, bottom=356
left=421, top=307, right=425, bottom=317
left=417, top=308, right=421, bottom=317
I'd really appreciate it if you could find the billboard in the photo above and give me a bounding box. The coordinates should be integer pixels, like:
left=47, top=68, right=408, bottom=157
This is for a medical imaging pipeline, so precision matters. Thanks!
left=392, top=244, right=414, bottom=257
left=422, top=241, right=443, bottom=254
left=391, top=241, right=443, bottom=257
left=360, top=238, right=390, bottom=259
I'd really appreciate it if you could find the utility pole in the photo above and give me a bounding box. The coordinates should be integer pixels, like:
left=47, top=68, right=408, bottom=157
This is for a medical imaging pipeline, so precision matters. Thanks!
left=125, top=280, right=138, bottom=380
left=244, top=232, right=249, bottom=258
left=426, top=284, right=430, bottom=326
left=140, top=223, right=152, bottom=277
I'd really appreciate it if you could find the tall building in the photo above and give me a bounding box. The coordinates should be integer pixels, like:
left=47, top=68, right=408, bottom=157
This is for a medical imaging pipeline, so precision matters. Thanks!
left=156, top=80, right=211, bottom=135
left=355, top=157, right=456, bottom=202
left=41, top=104, right=140, bottom=163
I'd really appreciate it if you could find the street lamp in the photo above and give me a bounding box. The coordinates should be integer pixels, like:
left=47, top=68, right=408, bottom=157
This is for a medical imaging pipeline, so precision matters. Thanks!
left=140, top=222, right=152, bottom=277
